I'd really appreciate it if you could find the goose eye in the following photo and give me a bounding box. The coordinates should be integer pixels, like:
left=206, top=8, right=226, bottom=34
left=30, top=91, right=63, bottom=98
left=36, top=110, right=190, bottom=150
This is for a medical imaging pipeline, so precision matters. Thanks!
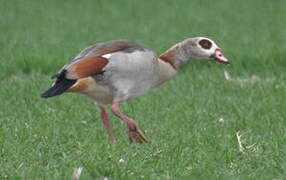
left=199, top=39, right=212, bottom=49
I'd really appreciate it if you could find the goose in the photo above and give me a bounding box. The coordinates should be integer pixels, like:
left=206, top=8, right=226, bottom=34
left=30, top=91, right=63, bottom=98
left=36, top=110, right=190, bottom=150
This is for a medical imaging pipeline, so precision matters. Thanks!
left=41, top=37, right=229, bottom=143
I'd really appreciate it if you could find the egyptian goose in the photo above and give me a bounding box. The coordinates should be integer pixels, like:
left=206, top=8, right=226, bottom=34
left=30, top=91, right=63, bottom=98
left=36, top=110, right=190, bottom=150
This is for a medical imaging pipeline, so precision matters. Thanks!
left=41, top=37, right=229, bottom=143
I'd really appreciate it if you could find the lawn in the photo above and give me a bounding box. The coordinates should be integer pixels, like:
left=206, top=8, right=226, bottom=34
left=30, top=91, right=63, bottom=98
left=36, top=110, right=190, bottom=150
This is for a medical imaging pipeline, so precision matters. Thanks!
left=1, top=0, right=286, bottom=179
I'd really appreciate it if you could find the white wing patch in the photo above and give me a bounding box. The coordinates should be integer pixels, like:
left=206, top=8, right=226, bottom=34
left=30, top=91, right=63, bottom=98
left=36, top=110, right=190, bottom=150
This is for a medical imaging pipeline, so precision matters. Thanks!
left=101, top=53, right=113, bottom=59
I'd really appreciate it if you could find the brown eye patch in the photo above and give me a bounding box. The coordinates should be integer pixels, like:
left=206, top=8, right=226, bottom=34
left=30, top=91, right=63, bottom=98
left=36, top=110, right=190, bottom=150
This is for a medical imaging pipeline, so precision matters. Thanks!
left=199, top=39, right=212, bottom=49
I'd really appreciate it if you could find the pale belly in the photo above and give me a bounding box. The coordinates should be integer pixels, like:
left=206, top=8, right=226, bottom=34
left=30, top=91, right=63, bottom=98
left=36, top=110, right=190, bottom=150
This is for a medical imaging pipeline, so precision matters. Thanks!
left=84, top=79, right=152, bottom=105
left=79, top=77, right=153, bottom=105
left=83, top=81, right=114, bottom=105
left=68, top=76, right=153, bottom=105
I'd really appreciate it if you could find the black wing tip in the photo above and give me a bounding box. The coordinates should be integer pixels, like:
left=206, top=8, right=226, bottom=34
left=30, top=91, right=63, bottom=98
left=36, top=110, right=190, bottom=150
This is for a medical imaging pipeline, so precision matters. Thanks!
left=40, top=87, right=64, bottom=98
left=40, top=91, right=56, bottom=98
left=40, top=78, right=76, bottom=99
left=40, top=93, right=49, bottom=98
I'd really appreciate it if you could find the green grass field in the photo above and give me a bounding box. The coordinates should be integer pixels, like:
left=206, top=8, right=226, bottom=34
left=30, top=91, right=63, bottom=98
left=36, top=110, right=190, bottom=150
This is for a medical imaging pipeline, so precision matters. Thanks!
left=1, top=0, right=286, bottom=179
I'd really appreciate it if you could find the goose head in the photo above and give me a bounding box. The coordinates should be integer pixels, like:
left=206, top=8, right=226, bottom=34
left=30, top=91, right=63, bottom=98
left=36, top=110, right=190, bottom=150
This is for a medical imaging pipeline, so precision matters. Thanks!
left=184, top=37, right=229, bottom=64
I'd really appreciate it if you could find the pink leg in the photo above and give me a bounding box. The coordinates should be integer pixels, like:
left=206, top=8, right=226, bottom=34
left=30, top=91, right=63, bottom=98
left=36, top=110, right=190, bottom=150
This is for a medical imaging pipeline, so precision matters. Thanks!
left=99, top=106, right=115, bottom=143
left=111, top=102, right=148, bottom=143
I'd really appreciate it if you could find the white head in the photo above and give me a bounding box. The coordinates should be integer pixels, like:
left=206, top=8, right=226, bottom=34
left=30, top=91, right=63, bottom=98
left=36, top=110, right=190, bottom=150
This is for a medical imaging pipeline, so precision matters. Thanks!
left=159, top=37, right=230, bottom=70
left=179, top=37, right=230, bottom=64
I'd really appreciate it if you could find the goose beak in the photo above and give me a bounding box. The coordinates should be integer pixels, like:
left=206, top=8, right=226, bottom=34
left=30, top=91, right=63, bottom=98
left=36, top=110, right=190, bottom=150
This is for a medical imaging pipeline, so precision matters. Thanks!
left=211, top=48, right=229, bottom=64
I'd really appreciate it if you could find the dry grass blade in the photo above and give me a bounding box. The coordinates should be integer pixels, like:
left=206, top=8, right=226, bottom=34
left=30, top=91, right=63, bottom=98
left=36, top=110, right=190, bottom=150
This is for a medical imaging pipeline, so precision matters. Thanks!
left=72, top=167, right=83, bottom=180
left=236, top=131, right=259, bottom=154
left=223, top=70, right=261, bottom=87
left=236, top=131, right=246, bottom=153
left=143, top=150, right=164, bottom=160
left=224, top=70, right=231, bottom=81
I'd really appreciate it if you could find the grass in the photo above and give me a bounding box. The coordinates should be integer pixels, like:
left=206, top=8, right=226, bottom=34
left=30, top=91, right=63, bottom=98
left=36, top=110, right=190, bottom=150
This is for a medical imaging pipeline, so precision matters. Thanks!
left=1, top=0, right=286, bottom=179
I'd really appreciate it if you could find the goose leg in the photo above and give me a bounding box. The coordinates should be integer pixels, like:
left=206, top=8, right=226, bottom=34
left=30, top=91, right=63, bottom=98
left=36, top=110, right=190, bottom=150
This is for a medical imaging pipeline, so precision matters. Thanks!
left=111, top=102, right=149, bottom=143
left=99, top=106, right=115, bottom=143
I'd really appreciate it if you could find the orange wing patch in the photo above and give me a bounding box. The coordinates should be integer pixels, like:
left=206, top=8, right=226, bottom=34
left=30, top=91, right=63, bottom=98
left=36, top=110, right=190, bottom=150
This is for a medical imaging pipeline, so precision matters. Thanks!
left=67, top=77, right=94, bottom=93
left=65, top=40, right=146, bottom=79
left=68, top=56, right=109, bottom=79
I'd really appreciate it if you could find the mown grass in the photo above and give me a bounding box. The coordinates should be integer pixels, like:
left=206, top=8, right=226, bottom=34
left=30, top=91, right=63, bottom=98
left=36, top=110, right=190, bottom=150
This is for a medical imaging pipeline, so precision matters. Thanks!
left=1, top=0, right=286, bottom=179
